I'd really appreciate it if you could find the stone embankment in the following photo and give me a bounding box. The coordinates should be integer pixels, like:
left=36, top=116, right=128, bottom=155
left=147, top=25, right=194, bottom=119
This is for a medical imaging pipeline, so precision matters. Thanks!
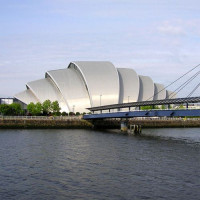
left=91, top=118, right=200, bottom=129
left=0, top=116, right=200, bottom=129
left=129, top=118, right=200, bottom=128
left=0, top=116, right=93, bottom=129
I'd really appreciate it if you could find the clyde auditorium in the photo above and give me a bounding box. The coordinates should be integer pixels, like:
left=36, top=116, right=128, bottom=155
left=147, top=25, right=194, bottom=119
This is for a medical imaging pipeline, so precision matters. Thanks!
left=14, top=61, right=176, bottom=113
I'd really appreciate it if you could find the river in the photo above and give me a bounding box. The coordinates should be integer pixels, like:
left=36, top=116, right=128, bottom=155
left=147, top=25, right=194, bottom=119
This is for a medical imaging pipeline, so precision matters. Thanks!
left=0, top=128, right=199, bottom=200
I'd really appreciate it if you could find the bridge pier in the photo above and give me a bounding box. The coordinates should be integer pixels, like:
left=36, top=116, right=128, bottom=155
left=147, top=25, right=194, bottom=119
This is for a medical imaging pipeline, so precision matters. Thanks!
left=120, top=120, right=128, bottom=132
left=130, top=124, right=142, bottom=135
left=120, top=119, right=142, bottom=135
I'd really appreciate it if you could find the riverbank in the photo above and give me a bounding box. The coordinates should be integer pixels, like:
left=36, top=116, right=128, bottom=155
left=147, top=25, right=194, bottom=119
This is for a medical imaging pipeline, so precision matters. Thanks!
left=92, top=118, right=200, bottom=129
left=0, top=116, right=93, bottom=129
left=0, top=116, right=200, bottom=129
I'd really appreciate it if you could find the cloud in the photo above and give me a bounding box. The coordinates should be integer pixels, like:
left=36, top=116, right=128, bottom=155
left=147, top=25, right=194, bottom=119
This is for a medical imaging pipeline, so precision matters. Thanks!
left=158, top=21, right=185, bottom=35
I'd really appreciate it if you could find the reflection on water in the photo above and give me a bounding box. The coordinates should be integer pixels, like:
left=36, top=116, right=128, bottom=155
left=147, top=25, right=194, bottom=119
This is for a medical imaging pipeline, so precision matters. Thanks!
left=0, top=128, right=199, bottom=200
left=142, top=128, right=200, bottom=144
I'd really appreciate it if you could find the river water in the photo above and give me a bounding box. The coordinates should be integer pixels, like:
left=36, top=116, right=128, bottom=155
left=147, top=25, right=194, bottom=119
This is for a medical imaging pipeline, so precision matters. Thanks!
left=0, top=128, right=199, bottom=200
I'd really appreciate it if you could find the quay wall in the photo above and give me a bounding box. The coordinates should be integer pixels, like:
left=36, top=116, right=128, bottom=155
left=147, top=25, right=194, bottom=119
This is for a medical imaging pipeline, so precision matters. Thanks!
left=91, top=118, right=200, bottom=129
left=0, top=116, right=200, bottom=129
left=0, top=116, right=93, bottom=129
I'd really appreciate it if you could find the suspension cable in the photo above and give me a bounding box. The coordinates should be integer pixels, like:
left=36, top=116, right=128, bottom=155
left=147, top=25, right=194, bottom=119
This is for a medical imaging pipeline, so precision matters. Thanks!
left=145, top=63, right=200, bottom=101
left=169, top=70, right=200, bottom=99
left=187, top=82, right=200, bottom=98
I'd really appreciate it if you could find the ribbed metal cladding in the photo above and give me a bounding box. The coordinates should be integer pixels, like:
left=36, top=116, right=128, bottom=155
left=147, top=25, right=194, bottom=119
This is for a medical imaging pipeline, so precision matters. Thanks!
left=14, top=61, right=178, bottom=112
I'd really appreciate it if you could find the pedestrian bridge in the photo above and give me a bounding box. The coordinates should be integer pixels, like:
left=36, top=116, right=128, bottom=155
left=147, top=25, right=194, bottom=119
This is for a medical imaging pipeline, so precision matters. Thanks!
left=83, top=96, right=200, bottom=120
left=83, top=109, right=200, bottom=119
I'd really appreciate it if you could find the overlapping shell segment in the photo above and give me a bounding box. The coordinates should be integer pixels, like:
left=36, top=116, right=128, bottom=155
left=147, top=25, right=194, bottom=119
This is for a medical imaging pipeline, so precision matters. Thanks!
left=46, top=67, right=90, bottom=113
left=117, top=68, right=139, bottom=103
left=69, top=61, right=120, bottom=107
left=138, top=75, right=154, bottom=101
left=154, top=83, right=166, bottom=100
left=14, top=89, right=38, bottom=105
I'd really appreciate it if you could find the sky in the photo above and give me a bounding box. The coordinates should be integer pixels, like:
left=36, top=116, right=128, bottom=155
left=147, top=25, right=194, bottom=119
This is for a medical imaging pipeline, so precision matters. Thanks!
left=1, top=0, right=200, bottom=98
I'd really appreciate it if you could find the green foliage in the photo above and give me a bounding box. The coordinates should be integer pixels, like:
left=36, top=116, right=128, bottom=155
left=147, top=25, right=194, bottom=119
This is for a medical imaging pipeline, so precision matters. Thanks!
left=42, top=100, right=52, bottom=115
left=0, top=103, right=23, bottom=116
left=161, top=105, right=166, bottom=110
left=69, top=112, right=74, bottom=116
left=53, top=112, right=61, bottom=116
left=179, top=104, right=185, bottom=109
left=27, top=102, right=43, bottom=115
left=27, top=102, right=36, bottom=115
left=154, top=105, right=159, bottom=109
left=75, top=112, right=80, bottom=116
left=27, top=100, right=62, bottom=116
left=51, top=101, right=61, bottom=113
left=168, top=105, right=172, bottom=109
left=140, top=105, right=153, bottom=110
left=10, top=103, right=23, bottom=115
left=0, top=104, right=12, bottom=115
left=35, top=102, right=42, bottom=115
left=61, top=112, right=68, bottom=116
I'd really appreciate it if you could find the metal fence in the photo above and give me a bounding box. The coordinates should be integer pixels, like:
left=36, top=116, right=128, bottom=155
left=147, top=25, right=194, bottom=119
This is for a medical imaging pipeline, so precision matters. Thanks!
left=0, top=115, right=83, bottom=120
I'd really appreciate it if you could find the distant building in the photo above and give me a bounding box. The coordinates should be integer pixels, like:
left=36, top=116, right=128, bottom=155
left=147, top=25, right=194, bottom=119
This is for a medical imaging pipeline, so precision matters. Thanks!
left=14, top=61, right=176, bottom=112
left=0, top=98, right=14, bottom=105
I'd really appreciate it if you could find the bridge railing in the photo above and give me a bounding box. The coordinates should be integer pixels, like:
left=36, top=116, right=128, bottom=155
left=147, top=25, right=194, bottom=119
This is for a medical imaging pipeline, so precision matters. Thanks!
left=0, top=115, right=82, bottom=120
left=89, top=107, right=200, bottom=115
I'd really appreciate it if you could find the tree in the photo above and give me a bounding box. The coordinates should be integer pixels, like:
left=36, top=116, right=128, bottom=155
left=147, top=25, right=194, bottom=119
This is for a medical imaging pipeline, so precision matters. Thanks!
left=42, top=100, right=52, bottom=115
left=140, top=105, right=153, bottom=110
left=0, top=104, right=12, bottom=115
left=75, top=112, right=80, bottom=116
left=69, top=112, right=74, bottom=116
left=35, top=102, right=42, bottom=115
left=27, top=102, right=36, bottom=115
left=54, top=112, right=61, bottom=116
left=179, top=104, right=185, bottom=109
left=10, top=103, right=23, bottom=115
left=161, top=105, right=166, bottom=110
left=51, top=101, right=61, bottom=113
left=61, top=112, right=68, bottom=116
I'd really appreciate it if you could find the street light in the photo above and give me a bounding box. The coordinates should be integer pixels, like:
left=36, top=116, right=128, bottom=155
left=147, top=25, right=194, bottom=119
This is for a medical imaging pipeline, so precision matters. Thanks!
left=73, top=105, right=75, bottom=114
left=100, top=94, right=102, bottom=106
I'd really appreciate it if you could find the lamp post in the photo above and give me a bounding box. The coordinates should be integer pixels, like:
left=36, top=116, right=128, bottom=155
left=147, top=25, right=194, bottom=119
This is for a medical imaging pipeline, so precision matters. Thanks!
left=100, top=94, right=102, bottom=106
left=73, top=105, right=75, bottom=114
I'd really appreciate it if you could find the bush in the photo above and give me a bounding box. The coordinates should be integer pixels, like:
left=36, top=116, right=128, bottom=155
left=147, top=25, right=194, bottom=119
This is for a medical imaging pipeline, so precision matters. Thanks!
left=0, top=103, right=23, bottom=116
left=61, top=112, right=68, bottom=116
left=75, top=112, right=80, bottom=116
left=69, top=112, right=75, bottom=116
left=54, top=112, right=61, bottom=116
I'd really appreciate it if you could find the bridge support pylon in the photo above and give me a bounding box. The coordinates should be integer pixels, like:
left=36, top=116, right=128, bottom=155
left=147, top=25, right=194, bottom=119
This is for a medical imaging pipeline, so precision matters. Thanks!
left=130, top=124, right=142, bottom=135
left=120, top=120, right=128, bottom=132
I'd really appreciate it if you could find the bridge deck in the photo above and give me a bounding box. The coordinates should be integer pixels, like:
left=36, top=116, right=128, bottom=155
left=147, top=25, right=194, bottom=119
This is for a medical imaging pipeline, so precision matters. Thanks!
left=83, top=109, right=200, bottom=119
left=87, top=96, right=200, bottom=112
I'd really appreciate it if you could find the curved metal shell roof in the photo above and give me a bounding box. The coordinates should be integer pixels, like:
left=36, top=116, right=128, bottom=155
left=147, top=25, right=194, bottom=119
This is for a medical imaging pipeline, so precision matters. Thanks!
left=14, top=61, right=172, bottom=112
left=138, top=75, right=154, bottom=101
left=14, top=89, right=38, bottom=105
left=154, top=83, right=166, bottom=100
left=117, top=68, right=139, bottom=103
left=69, top=61, right=120, bottom=107
left=46, top=68, right=91, bottom=113
left=27, top=77, right=68, bottom=112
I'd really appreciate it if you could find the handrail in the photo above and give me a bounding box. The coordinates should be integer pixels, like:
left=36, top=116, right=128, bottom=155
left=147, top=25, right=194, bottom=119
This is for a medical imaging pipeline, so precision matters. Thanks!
left=0, top=116, right=83, bottom=120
